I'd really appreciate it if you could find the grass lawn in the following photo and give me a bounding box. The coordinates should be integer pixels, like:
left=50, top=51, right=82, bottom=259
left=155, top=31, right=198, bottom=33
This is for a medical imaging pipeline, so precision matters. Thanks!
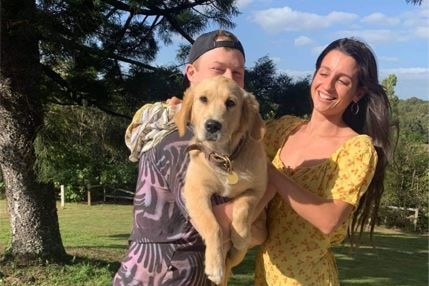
left=335, top=229, right=428, bottom=286
left=0, top=200, right=428, bottom=285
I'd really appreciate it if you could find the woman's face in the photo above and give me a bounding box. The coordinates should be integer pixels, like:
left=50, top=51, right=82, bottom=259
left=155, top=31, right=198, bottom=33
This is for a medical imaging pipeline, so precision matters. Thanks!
left=311, top=49, right=362, bottom=118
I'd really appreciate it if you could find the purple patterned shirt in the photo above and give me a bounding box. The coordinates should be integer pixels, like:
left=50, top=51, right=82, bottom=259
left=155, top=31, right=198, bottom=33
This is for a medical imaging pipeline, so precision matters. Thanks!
left=114, top=128, right=229, bottom=285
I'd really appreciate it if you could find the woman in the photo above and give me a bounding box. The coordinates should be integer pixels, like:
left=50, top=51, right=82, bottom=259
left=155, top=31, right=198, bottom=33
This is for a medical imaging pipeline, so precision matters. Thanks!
left=254, top=38, right=392, bottom=285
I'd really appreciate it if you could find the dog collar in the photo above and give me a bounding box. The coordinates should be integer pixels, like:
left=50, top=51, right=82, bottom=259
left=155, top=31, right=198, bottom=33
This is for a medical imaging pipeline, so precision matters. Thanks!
left=186, top=136, right=247, bottom=175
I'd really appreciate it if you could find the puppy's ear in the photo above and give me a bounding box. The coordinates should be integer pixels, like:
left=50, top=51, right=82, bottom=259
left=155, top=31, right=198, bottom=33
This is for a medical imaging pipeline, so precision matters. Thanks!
left=241, top=91, right=266, bottom=141
left=175, top=86, right=194, bottom=137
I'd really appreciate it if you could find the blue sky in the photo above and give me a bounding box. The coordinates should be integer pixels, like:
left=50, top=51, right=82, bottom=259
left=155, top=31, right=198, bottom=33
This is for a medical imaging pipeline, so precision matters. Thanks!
left=155, top=0, right=429, bottom=100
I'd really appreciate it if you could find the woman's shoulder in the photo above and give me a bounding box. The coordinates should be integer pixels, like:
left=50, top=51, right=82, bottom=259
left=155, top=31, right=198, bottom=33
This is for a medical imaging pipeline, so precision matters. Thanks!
left=343, top=134, right=375, bottom=150
left=266, top=115, right=306, bottom=132
left=336, top=134, right=377, bottom=163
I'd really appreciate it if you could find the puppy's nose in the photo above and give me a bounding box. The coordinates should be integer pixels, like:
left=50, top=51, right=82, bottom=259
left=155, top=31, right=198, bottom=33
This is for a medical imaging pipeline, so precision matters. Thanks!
left=205, top=120, right=222, bottom=134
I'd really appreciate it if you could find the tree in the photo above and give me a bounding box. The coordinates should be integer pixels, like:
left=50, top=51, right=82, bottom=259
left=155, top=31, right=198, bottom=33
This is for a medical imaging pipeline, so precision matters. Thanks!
left=0, top=0, right=239, bottom=262
left=381, top=75, right=429, bottom=231
left=406, top=0, right=423, bottom=5
left=1, top=0, right=67, bottom=261
left=34, top=104, right=136, bottom=202
left=382, top=74, right=399, bottom=119
left=245, top=56, right=311, bottom=119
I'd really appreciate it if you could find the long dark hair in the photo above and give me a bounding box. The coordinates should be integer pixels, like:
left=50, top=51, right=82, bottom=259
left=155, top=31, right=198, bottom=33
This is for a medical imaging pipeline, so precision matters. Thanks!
left=315, top=38, right=392, bottom=241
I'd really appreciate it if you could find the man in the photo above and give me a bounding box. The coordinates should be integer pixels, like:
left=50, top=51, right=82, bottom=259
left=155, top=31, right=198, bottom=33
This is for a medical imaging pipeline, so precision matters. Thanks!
left=113, top=30, right=254, bottom=286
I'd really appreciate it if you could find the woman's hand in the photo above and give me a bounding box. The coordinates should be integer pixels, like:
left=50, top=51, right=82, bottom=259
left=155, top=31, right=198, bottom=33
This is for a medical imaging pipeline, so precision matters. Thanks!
left=249, top=210, right=268, bottom=247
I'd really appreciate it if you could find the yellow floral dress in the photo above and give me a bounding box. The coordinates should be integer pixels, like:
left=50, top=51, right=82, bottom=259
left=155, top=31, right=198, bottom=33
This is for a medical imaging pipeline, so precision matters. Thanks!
left=254, top=116, right=378, bottom=286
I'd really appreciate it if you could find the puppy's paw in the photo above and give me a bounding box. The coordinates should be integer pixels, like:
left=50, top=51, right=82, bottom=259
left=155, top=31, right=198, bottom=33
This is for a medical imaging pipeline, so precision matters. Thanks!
left=205, top=264, right=224, bottom=285
left=205, top=252, right=224, bottom=285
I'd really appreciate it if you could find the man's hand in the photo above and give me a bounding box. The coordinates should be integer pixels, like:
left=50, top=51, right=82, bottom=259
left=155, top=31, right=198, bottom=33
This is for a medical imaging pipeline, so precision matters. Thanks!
left=166, top=96, right=182, bottom=106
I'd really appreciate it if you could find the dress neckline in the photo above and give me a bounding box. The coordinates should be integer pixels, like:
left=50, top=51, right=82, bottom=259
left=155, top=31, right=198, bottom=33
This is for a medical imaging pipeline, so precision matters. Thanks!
left=277, top=132, right=370, bottom=174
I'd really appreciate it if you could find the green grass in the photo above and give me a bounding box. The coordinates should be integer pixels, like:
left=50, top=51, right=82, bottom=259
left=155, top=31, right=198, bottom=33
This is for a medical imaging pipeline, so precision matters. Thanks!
left=0, top=200, right=428, bottom=285
left=335, top=231, right=429, bottom=286
left=0, top=201, right=132, bottom=286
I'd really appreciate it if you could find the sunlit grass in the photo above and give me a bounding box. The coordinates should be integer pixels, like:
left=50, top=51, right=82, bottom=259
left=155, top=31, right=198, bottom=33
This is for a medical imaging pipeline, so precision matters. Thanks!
left=335, top=231, right=429, bottom=286
left=0, top=200, right=428, bottom=285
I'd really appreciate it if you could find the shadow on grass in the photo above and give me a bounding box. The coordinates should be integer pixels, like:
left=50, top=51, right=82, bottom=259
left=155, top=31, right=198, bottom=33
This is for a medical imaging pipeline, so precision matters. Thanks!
left=228, top=233, right=428, bottom=286
left=0, top=253, right=121, bottom=285
left=1, top=231, right=425, bottom=286
left=67, top=244, right=127, bottom=250
left=67, top=254, right=121, bottom=274
left=108, top=233, right=130, bottom=240
left=334, top=233, right=428, bottom=286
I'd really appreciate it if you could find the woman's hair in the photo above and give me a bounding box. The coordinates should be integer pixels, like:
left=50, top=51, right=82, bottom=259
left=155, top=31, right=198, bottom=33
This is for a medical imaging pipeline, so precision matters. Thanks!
left=315, top=38, right=392, bottom=241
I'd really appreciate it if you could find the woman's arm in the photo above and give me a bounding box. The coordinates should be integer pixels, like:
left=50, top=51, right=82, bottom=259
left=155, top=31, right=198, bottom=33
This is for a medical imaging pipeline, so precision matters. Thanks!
left=268, top=164, right=353, bottom=235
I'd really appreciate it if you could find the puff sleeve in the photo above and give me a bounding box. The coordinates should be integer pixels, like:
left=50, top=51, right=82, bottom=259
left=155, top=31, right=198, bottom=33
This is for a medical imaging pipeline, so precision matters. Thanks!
left=327, top=135, right=378, bottom=206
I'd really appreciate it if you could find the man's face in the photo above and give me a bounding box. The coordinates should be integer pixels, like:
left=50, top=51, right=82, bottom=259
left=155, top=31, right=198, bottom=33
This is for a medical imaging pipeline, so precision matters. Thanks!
left=186, top=47, right=245, bottom=88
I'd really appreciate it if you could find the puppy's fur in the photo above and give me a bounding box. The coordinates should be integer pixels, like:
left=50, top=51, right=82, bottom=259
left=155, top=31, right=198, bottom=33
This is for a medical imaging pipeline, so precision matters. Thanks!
left=175, top=76, right=267, bottom=285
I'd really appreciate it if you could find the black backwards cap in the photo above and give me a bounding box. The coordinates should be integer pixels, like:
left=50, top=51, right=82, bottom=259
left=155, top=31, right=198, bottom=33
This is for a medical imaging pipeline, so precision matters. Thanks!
left=187, top=30, right=245, bottom=64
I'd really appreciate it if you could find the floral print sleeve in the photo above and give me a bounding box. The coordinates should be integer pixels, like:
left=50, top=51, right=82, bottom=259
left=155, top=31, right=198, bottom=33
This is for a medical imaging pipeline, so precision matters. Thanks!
left=328, top=135, right=378, bottom=206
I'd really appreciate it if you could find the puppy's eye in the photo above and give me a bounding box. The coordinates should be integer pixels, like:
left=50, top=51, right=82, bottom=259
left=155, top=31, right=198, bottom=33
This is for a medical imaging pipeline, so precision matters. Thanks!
left=225, top=99, right=236, bottom=109
left=199, top=96, right=208, bottom=103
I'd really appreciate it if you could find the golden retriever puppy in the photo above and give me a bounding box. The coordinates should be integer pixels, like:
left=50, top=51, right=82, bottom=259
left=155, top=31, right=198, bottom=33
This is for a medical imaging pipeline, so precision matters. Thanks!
left=175, top=76, right=267, bottom=285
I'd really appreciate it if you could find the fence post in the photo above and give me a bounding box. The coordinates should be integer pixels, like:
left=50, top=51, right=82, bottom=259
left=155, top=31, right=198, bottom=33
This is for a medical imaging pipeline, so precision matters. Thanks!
left=413, top=208, right=419, bottom=231
left=60, top=185, right=65, bottom=209
left=87, top=183, right=92, bottom=206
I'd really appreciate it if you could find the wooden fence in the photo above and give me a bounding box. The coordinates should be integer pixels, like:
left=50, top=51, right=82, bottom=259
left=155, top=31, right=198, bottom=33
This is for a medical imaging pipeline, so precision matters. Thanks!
left=59, top=184, right=134, bottom=207
left=385, top=205, right=420, bottom=231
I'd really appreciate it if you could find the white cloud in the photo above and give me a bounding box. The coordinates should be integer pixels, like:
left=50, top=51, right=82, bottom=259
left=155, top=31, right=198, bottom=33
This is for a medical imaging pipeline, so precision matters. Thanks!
left=294, top=36, right=313, bottom=46
left=383, top=67, right=429, bottom=99
left=279, top=69, right=313, bottom=80
left=379, top=56, right=399, bottom=63
left=415, top=26, right=429, bottom=38
left=312, top=45, right=326, bottom=56
left=252, top=7, right=358, bottom=33
left=421, top=0, right=429, bottom=13
left=398, top=6, right=428, bottom=42
left=380, top=67, right=429, bottom=80
left=235, top=0, right=254, bottom=9
left=270, top=56, right=282, bottom=65
left=400, top=6, right=428, bottom=28
left=361, top=12, right=400, bottom=26
left=336, top=29, right=406, bottom=44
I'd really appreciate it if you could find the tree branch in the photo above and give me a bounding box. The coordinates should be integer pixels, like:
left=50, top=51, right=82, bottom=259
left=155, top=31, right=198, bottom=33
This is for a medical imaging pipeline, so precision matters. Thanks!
left=41, top=64, right=132, bottom=120
left=109, top=11, right=135, bottom=49
left=92, top=104, right=131, bottom=119
left=101, top=0, right=208, bottom=16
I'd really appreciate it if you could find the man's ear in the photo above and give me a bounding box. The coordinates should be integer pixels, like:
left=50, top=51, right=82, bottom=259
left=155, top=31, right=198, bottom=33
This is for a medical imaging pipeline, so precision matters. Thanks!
left=185, top=64, right=197, bottom=83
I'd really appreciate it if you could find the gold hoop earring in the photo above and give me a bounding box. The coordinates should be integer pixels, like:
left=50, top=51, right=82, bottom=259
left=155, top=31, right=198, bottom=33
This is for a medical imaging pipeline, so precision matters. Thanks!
left=350, top=101, right=360, bottom=115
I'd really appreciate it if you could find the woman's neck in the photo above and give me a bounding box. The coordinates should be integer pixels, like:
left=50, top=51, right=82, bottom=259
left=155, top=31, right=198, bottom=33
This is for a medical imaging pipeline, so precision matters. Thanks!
left=305, top=111, right=350, bottom=138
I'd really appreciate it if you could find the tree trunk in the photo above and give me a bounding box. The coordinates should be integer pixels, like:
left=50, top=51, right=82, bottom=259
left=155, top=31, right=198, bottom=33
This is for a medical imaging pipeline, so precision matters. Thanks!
left=0, top=0, right=67, bottom=261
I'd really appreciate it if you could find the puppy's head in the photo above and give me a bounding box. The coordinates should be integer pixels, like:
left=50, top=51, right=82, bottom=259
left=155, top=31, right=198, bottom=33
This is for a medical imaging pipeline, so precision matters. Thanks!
left=175, top=76, right=247, bottom=144
left=175, top=76, right=265, bottom=145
